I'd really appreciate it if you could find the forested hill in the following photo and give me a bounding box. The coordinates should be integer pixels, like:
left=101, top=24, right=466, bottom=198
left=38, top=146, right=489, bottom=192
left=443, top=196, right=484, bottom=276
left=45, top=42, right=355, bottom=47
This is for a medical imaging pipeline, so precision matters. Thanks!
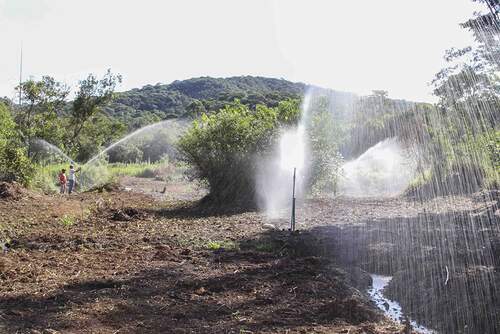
left=104, top=76, right=357, bottom=128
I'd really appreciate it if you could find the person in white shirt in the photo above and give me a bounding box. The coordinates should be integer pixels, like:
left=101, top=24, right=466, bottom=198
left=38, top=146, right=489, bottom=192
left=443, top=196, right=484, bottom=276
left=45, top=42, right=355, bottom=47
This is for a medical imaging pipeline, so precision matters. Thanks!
left=67, top=165, right=81, bottom=194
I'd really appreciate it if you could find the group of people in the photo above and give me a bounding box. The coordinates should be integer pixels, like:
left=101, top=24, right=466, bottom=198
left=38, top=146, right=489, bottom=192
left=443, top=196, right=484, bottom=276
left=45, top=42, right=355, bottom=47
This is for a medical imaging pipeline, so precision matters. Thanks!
left=58, top=165, right=81, bottom=194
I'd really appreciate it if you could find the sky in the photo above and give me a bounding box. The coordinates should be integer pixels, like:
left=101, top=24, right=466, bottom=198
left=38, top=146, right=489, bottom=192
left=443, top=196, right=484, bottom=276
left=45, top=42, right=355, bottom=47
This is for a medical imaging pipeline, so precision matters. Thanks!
left=0, top=0, right=484, bottom=102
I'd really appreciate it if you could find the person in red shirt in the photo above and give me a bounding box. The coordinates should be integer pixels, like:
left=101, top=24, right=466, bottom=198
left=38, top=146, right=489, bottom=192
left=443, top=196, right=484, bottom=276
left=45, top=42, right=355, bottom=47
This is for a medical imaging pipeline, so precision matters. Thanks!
left=58, top=169, right=67, bottom=194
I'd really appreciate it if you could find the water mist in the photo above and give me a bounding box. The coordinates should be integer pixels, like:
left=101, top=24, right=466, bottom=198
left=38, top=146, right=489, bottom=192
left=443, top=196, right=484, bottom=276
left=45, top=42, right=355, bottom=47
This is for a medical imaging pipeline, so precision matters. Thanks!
left=256, top=92, right=312, bottom=218
left=339, top=138, right=416, bottom=197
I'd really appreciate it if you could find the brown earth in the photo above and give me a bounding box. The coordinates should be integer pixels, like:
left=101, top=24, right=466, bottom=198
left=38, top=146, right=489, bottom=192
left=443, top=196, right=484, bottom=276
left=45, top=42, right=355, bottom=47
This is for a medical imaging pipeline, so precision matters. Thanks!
left=0, top=178, right=497, bottom=333
left=0, top=179, right=405, bottom=334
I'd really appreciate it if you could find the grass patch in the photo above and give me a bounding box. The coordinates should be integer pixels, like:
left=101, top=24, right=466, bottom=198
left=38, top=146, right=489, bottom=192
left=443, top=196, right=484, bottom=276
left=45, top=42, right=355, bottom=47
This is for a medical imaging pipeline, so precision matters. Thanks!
left=32, top=163, right=66, bottom=193
left=59, top=215, right=75, bottom=227
left=206, top=240, right=238, bottom=251
left=33, top=159, right=189, bottom=193
left=107, top=162, right=162, bottom=178
left=254, top=240, right=279, bottom=252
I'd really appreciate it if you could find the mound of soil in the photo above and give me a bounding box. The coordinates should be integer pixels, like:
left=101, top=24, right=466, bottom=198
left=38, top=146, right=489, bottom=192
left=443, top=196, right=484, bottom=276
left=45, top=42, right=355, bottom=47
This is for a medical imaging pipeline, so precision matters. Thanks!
left=0, top=182, right=26, bottom=200
left=110, top=207, right=144, bottom=221
left=85, top=181, right=122, bottom=193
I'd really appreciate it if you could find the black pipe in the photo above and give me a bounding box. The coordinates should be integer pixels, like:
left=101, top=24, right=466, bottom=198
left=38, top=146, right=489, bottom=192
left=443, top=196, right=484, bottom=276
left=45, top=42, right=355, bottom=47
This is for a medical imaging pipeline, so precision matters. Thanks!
left=291, top=167, right=296, bottom=231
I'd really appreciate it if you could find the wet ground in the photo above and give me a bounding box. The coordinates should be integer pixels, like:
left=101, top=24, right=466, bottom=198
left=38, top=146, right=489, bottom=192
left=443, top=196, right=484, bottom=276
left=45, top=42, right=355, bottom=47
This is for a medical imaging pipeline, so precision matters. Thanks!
left=0, top=178, right=498, bottom=333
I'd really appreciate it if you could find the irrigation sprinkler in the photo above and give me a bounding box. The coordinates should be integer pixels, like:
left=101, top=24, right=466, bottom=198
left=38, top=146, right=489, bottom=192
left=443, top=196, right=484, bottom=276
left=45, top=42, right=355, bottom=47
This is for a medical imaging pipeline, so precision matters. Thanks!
left=290, top=167, right=296, bottom=231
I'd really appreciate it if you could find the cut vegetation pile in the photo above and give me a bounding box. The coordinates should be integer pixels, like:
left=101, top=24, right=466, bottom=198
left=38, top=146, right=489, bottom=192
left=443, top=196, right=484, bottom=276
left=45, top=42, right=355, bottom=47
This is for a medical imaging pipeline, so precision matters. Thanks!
left=0, top=182, right=28, bottom=201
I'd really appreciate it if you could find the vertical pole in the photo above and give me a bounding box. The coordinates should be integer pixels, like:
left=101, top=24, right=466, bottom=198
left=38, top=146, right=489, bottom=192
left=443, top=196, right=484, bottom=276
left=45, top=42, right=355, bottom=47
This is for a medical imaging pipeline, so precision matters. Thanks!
left=291, top=167, right=296, bottom=231
left=19, top=44, right=23, bottom=106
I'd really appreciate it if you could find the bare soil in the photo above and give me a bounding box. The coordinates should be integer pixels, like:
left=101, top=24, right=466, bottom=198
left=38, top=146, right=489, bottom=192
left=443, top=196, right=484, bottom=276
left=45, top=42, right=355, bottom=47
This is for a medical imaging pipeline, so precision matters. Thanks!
left=0, top=179, right=401, bottom=334
left=0, top=178, right=497, bottom=333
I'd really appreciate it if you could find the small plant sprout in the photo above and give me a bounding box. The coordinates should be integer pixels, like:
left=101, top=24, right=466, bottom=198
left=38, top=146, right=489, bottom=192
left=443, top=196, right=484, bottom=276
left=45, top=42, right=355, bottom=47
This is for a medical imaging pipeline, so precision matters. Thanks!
left=59, top=215, right=75, bottom=227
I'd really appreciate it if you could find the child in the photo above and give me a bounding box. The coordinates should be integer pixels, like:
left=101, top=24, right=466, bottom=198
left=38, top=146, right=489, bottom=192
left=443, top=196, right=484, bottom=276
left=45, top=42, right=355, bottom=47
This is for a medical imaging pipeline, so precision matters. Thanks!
left=58, top=169, right=67, bottom=194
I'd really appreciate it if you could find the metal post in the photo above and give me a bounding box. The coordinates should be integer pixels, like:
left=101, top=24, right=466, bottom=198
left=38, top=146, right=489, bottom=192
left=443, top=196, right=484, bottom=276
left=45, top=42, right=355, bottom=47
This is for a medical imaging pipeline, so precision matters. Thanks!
left=19, top=44, right=23, bottom=106
left=291, top=167, right=296, bottom=231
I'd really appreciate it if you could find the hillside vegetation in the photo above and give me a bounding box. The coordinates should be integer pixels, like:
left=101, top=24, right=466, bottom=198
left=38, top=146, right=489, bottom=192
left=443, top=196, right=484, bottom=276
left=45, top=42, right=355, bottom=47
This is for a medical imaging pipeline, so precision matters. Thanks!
left=104, top=76, right=308, bottom=128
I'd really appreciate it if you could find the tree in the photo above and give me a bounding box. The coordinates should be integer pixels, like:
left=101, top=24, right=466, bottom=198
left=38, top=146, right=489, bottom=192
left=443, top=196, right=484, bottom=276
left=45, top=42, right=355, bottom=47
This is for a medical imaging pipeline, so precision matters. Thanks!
left=307, top=101, right=345, bottom=195
left=423, top=0, right=500, bottom=194
left=15, top=76, right=70, bottom=154
left=178, top=99, right=300, bottom=205
left=0, top=103, right=33, bottom=184
left=72, top=114, right=126, bottom=162
left=184, top=99, right=206, bottom=118
left=69, top=69, right=122, bottom=156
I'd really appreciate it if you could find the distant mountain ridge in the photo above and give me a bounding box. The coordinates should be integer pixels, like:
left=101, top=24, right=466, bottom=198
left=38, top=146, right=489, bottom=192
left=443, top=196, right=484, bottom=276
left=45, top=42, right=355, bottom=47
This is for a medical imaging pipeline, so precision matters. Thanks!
left=104, top=76, right=359, bottom=129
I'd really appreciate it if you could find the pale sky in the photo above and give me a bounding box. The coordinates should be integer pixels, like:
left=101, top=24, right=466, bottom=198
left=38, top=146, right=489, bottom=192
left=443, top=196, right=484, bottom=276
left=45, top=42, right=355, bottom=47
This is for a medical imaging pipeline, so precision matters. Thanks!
left=0, top=0, right=484, bottom=102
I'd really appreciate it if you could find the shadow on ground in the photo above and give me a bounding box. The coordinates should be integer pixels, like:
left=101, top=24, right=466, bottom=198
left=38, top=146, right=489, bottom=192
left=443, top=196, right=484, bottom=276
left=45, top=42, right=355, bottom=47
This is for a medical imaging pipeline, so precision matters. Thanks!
left=2, top=195, right=498, bottom=333
left=0, top=243, right=381, bottom=334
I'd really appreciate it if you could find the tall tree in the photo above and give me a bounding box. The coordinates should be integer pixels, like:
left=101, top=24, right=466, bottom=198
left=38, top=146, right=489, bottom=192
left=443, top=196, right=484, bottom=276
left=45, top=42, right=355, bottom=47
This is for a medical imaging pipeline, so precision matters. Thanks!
left=427, top=0, right=500, bottom=193
left=15, top=76, right=70, bottom=154
left=68, top=69, right=122, bottom=155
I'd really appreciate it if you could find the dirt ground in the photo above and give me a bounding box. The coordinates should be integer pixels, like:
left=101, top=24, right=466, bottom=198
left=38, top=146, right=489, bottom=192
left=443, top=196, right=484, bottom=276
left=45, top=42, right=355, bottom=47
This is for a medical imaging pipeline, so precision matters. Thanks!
left=0, top=178, right=498, bottom=333
left=0, top=179, right=402, bottom=334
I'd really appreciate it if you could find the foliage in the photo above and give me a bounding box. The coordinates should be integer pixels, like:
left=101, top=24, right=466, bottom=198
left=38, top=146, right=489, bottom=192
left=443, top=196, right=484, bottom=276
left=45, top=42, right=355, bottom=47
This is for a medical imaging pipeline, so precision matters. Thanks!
left=69, top=70, right=123, bottom=158
left=32, top=160, right=185, bottom=193
left=32, top=163, right=62, bottom=193
left=422, top=1, right=500, bottom=194
left=59, top=215, right=75, bottom=227
left=72, top=113, right=126, bottom=162
left=341, top=90, right=426, bottom=159
left=14, top=76, right=70, bottom=152
left=306, top=97, right=346, bottom=195
left=0, top=102, right=16, bottom=144
left=178, top=99, right=300, bottom=204
left=11, top=70, right=124, bottom=163
left=107, top=162, right=163, bottom=178
left=0, top=103, right=34, bottom=185
left=105, top=76, right=307, bottom=127
left=0, top=146, right=34, bottom=185
left=107, top=124, right=183, bottom=164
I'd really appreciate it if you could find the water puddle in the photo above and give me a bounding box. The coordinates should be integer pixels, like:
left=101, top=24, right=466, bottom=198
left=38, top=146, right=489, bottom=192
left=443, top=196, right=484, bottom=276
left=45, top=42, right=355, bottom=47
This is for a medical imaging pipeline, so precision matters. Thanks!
left=368, top=274, right=436, bottom=334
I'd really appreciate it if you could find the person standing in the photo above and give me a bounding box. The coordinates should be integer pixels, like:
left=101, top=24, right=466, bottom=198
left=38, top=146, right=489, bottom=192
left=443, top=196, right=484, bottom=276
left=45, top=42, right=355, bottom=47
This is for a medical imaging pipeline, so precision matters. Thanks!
left=58, top=169, right=67, bottom=194
left=68, top=165, right=81, bottom=194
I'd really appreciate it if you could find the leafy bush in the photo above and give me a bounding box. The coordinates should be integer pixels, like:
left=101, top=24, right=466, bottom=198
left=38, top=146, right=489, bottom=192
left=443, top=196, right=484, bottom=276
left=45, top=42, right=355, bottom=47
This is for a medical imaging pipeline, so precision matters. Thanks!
left=178, top=99, right=300, bottom=204
left=0, top=146, right=34, bottom=185
left=0, top=103, right=34, bottom=185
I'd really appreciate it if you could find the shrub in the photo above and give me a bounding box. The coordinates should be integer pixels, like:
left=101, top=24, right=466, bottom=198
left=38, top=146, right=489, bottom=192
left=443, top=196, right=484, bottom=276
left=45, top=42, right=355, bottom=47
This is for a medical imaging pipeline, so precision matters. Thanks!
left=178, top=99, right=300, bottom=205
left=0, top=103, right=34, bottom=185
left=0, top=146, right=35, bottom=185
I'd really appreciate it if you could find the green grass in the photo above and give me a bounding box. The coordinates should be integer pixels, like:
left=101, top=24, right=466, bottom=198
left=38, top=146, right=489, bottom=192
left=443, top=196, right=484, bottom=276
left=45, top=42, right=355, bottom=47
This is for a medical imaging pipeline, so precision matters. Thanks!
left=106, top=162, right=162, bottom=178
left=32, top=160, right=188, bottom=193
left=206, top=240, right=238, bottom=251
left=32, top=162, right=160, bottom=193
left=59, top=215, right=75, bottom=227
left=32, top=163, right=66, bottom=193
left=407, top=169, right=432, bottom=191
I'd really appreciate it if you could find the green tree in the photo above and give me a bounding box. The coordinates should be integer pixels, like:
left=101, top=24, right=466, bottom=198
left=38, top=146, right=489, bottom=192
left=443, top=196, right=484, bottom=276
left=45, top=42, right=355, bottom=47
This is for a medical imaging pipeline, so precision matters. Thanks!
left=308, top=107, right=345, bottom=195
left=15, top=76, right=69, bottom=154
left=178, top=99, right=300, bottom=205
left=420, top=0, right=500, bottom=195
left=0, top=103, right=33, bottom=184
left=69, top=69, right=122, bottom=157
